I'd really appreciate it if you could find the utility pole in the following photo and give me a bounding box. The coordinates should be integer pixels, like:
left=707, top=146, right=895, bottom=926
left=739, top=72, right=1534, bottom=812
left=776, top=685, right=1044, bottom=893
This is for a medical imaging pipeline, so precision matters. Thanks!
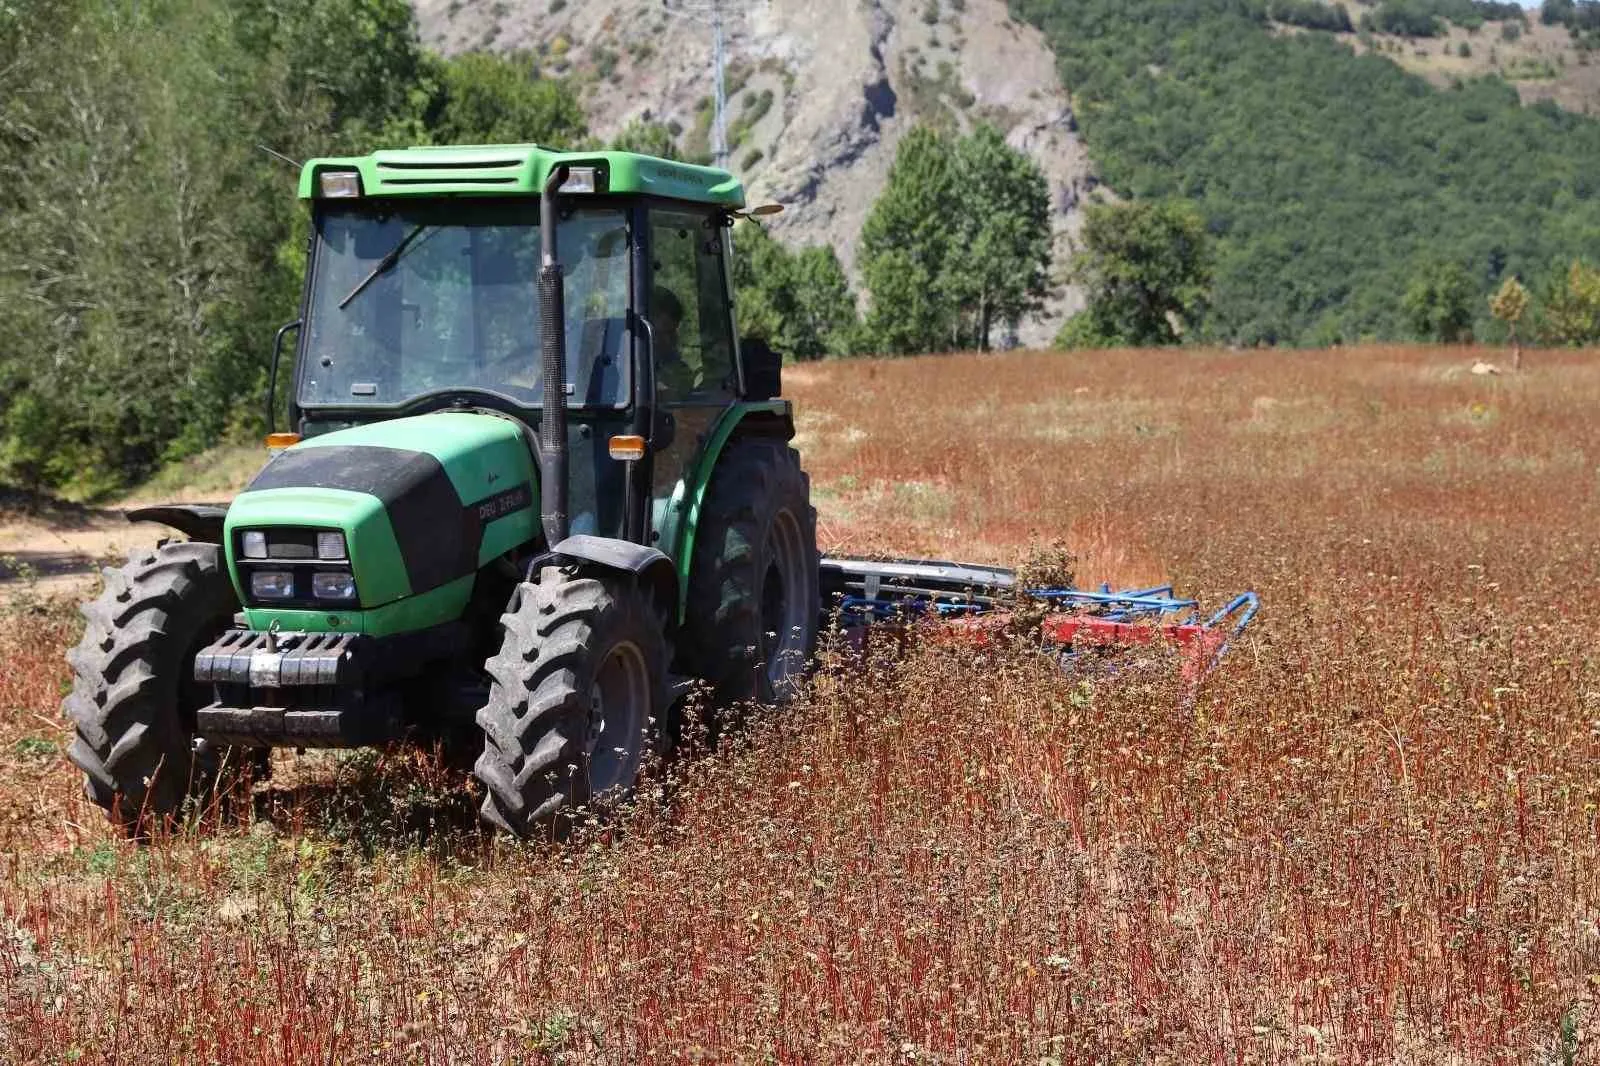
left=661, top=0, right=754, bottom=171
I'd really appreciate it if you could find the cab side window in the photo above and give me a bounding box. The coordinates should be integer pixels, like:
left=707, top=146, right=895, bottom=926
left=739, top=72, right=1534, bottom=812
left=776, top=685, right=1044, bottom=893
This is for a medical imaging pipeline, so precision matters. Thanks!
left=650, top=210, right=734, bottom=399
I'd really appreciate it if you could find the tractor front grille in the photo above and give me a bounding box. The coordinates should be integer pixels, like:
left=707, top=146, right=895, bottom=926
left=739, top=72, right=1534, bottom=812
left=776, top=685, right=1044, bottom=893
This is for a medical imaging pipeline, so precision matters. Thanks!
left=194, top=629, right=359, bottom=688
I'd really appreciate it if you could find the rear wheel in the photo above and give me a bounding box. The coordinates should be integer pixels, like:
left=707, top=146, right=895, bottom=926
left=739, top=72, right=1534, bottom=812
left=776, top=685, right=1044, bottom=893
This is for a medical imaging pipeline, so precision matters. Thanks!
left=474, top=566, right=667, bottom=837
left=682, top=438, right=819, bottom=705
left=63, top=542, right=245, bottom=835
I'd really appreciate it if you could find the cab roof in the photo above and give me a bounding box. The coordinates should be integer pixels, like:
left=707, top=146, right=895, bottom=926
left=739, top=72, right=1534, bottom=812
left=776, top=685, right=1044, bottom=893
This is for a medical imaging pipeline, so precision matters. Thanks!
left=297, top=143, right=745, bottom=208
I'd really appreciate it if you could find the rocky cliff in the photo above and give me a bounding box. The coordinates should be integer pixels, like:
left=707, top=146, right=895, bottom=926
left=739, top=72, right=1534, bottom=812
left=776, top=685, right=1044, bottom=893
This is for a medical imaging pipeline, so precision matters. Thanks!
left=412, top=0, right=1098, bottom=345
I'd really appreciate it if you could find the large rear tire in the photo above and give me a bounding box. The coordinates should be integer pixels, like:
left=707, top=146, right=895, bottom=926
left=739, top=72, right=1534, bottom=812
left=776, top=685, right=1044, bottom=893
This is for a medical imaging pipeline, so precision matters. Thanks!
left=474, top=566, right=667, bottom=837
left=682, top=438, right=819, bottom=705
left=63, top=542, right=241, bottom=835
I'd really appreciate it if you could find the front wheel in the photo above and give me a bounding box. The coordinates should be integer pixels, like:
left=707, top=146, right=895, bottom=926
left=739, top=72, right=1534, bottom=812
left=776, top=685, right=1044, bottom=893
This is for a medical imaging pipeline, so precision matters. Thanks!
left=474, top=566, right=667, bottom=837
left=62, top=542, right=243, bottom=835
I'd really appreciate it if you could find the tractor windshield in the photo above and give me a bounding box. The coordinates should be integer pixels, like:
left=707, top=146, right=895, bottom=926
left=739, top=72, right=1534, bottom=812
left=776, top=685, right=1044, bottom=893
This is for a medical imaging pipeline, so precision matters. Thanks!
left=298, top=200, right=630, bottom=409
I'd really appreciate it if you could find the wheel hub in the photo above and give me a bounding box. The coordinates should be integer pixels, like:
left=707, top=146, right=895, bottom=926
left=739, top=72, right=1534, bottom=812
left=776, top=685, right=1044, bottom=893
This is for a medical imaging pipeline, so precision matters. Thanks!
left=583, top=641, right=648, bottom=797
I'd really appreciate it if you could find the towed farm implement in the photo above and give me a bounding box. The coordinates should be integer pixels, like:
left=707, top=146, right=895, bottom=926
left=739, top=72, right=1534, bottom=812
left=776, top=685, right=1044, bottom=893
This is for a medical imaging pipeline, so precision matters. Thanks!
left=63, top=143, right=1256, bottom=837
left=822, top=557, right=1258, bottom=682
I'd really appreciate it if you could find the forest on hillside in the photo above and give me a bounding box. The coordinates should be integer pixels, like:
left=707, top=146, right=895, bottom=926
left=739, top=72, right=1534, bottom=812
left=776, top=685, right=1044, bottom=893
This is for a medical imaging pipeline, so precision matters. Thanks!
left=1010, top=0, right=1600, bottom=346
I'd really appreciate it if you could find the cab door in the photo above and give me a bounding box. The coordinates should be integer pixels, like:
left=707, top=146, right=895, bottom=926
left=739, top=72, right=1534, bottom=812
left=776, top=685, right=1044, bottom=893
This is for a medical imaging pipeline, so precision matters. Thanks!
left=644, top=206, right=739, bottom=552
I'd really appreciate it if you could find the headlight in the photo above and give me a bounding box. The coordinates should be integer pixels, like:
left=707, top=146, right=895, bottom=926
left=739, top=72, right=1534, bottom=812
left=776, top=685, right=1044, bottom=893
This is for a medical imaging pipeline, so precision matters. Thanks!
left=241, top=531, right=268, bottom=559
left=316, top=532, right=347, bottom=560
left=318, top=170, right=361, bottom=198
left=311, top=570, right=357, bottom=601
left=250, top=571, right=296, bottom=600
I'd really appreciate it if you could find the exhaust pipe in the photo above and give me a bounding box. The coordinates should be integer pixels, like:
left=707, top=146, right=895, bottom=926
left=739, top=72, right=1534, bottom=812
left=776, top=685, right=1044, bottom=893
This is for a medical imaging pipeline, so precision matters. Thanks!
left=539, top=165, right=569, bottom=548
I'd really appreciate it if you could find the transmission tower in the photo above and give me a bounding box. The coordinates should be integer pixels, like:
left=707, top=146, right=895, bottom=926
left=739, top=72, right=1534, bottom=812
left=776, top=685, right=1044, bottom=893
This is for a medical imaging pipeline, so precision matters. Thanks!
left=660, top=0, right=759, bottom=171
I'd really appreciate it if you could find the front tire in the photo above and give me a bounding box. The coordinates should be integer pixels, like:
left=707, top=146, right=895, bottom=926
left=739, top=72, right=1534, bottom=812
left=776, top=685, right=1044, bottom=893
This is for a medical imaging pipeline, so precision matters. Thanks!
left=474, top=567, right=667, bottom=837
left=63, top=542, right=241, bottom=835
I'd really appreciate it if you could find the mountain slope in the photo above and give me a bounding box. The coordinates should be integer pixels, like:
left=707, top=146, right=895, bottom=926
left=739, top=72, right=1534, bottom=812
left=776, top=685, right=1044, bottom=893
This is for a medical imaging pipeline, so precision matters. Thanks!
left=413, top=0, right=1098, bottom=345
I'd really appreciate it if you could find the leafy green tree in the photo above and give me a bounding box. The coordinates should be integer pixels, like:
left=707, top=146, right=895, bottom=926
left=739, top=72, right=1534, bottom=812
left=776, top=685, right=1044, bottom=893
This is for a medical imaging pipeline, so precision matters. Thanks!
left=1402, top=261, right=1476, bottom=342
left=947, top=125, right=1053, bottom=351
left=609, top=119, right=682, bottom=159
left=1488, top=275, right=1530, bottom=367
left=424, top=51, right=587, bottom=147
left=1058, top=201, right=1213, bottom=348
left=1539, top=260, right=1600, bottom=345
left=788, top=246, right=860, bottom=358
left=731, top=224, right=859, bottom=359
left=859, top=126, right=959, bottom=354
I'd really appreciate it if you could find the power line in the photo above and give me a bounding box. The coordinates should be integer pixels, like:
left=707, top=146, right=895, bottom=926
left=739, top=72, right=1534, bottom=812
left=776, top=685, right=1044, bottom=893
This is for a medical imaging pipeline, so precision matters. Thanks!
left=660, top=0, right=761, bottom=171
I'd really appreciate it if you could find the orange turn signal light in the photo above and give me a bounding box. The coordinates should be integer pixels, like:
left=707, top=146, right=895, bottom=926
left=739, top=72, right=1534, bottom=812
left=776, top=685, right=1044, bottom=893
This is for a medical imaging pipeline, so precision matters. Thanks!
left=265, top=432, right=301, bottom=449
left=608, top=434, right=647, bottom=461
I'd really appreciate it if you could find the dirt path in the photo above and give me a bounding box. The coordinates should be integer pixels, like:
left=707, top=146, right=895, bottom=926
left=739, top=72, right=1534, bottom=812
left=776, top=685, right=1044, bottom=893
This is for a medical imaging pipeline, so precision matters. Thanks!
left=0, top=491, right=207, bottom=605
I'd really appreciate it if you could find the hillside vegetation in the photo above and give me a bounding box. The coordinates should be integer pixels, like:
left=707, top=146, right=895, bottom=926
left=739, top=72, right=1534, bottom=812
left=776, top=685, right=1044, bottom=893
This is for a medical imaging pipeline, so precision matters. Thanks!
left=1309, top=1, right=1600, bottom=116
left=1012, top=0, right=1600, bottom=345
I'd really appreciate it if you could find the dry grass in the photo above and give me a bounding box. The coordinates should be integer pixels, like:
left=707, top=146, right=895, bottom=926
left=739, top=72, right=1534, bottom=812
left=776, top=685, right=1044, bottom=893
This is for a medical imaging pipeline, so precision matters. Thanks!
left=3, top=344, right=1599, bottom=1063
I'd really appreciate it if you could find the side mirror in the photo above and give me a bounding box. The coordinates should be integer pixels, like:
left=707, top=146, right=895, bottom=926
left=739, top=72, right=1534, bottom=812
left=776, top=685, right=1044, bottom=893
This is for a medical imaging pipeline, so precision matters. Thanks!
left=741, top=336, right=782, bottom=400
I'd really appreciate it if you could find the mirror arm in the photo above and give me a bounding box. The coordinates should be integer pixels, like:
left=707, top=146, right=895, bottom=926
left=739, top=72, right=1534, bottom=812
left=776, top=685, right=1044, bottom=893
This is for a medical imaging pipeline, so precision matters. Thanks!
left=266, top=319, right=303, bottom=435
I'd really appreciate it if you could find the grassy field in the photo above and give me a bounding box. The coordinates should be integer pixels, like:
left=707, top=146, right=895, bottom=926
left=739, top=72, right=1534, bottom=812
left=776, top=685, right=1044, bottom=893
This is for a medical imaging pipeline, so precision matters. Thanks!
left=2, top=345, right=1598, bottom=1063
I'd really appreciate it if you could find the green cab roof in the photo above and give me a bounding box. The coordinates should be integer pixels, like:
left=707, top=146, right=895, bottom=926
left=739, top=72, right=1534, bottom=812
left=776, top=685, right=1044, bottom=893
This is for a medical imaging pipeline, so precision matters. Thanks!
left=297, top=143, right=745, bottom=208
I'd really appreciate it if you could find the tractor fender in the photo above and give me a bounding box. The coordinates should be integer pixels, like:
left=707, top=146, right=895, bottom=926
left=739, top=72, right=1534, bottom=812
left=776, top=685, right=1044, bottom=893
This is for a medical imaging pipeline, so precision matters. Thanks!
left=125, top=504, right=230, bottom=544
left=542, top=534, right=679, bottom=623
left=660, top=400, right=794, bottom=621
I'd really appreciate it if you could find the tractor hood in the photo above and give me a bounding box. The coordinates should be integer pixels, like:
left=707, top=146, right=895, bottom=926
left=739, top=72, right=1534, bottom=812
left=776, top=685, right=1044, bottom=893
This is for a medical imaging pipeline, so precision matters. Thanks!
left=224, top=413, right=538, bottom=635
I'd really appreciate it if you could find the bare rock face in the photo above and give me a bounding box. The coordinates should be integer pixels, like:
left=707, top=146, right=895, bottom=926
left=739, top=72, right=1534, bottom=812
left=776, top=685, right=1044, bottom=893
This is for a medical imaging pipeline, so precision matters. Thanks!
left=412, top=0, right=1097, bottom=347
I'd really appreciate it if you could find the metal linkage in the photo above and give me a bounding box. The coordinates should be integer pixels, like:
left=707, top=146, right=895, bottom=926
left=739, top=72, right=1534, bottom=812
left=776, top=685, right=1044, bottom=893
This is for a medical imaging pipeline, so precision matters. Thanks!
left=819, top=555, right=1259, bottom=677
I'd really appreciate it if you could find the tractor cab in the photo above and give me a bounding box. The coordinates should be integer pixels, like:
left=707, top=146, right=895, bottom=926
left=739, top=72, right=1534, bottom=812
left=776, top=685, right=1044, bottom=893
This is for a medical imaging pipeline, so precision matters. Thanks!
left=281, top=147, right=784, bottom=549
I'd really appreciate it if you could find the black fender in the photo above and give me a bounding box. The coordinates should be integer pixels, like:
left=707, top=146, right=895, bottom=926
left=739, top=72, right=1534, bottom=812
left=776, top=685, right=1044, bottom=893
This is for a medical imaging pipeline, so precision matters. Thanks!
left=537, top=534, right=679, bottom=625
left=125, top=504, right=229, bottom=544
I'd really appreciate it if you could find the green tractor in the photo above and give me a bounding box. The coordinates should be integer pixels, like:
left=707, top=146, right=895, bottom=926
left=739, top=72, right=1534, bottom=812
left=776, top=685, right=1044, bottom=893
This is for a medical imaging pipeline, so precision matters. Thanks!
left=63, top=145, right=819, bottom=836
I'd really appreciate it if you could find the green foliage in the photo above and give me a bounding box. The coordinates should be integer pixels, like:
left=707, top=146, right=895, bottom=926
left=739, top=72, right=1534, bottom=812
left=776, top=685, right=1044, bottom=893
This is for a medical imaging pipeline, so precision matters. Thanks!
left=1538, top=261, right=1600, bottom=345
left=1059, top=201, right=1214, bottom=349
left=859, top=127, right=960, bottom=354
left=730, top=225, right=859, bottom=360
left=1488, top=274, right=1529, bottom=329
left=859, top=124, right=1052, bottom=353
left=946, top=125, right=1054, bottom=350
left=1402, top=261, right=1476, bottom=341
left=1267, top=0, right=1353, bottom=32
left=424, top=51, right=586, bottom=147
left=1372, top=2, right=1444, bottom=36
left=0, top=0, right=589, bottom=493
left=1543, top=0, right=1600, bottom=48
left=1009, top=0, right=1600, bottom=346
left=609, top=120, right=682, bottom=160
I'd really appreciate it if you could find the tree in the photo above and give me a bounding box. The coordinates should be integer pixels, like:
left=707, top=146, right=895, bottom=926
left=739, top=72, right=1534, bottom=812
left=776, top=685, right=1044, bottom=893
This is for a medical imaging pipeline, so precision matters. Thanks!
left=609, top=119, right=682, bottom=159
left=859, top=126, right=959, bottom=354
left=1058, top=200, right=1213, bottom=348
left=0, top=0, right=590, bottom=493
left=789, top=246, right=860, bottom=358
left=424, top=51, right=587, bottom=147
left=1402, top=261, right=1475, bottom=342
left=730, top=224, right=859, bottom=360
left=1539, top=260, right=1600, bottom=346
left=946, top=125, right=1053, bottom=351
left=1488, top=275, right=1530, bottom=369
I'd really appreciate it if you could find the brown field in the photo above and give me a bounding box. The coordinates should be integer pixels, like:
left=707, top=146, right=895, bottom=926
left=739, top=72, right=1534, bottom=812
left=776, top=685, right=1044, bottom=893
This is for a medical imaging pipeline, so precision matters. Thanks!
left=3, top=344, right=1599, bottom=1063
